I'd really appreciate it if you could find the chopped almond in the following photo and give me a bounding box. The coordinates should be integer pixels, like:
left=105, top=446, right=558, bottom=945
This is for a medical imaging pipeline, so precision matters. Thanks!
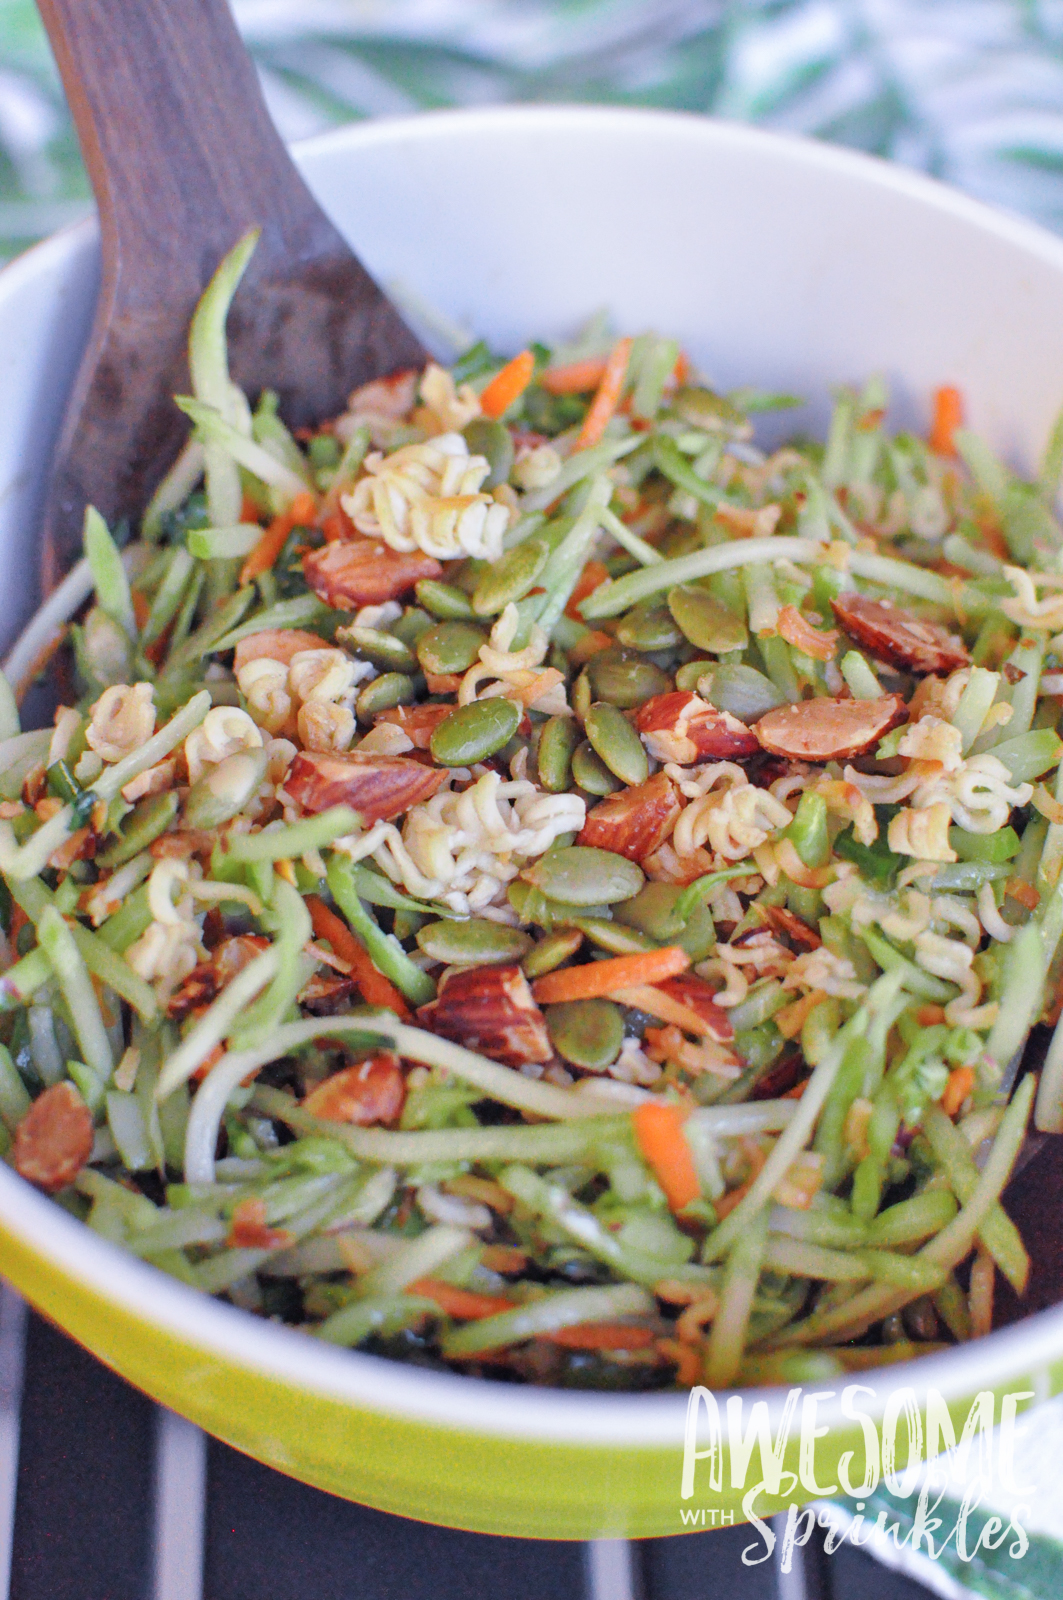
left=417, top=964, right=551, bottom=1068
left=304, top=1054, right=406, bottom=1125
left=13, top=1082, right=94, bottom=1193
left=303, top=537, right=442, bottom=609
left=830, top=592, right=969, bottom=675
left=577, top=772, right=681, bottom=862
left=226, top=1197, right=293, bottom=1250
left=232, top=629, right=330, bottom=672
left=755, top=694, right=907, bottom=762
left=284, top=749, right=445, bottom=823
left=635, top=691, right=759, bottom=764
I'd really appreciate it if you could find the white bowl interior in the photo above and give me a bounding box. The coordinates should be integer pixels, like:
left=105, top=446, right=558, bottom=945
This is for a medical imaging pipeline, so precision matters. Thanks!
left=2, top=105, right=1063, bottom=1439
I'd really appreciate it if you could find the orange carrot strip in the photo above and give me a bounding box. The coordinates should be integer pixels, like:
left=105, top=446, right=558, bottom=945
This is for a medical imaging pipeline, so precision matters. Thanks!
left=305, top=895, right=410, bottom=1019
left=566, top=559, right=610, bottom=619
left=530, top=946, right=689, bottom=1005
left=672, top=351, right=690, bottom=388
left=941, top=1065, right=976, bottom=1119
left=609, top=984, right=722, bottom=1040
left=543, top=1323, right=657, bottom=1351
left=479, top=350, right=535, bottom=419
left=917, top=1004, right=947, bottom=1027
left=575, top=336, right=634, bottom=452
left=930, top=386, right=963, bottom=456
left=540, top=357, right=608, bottom=395
left=239, top=489, right=317, bottom=586
left=776, top=604, right=839, bottom=663
left=632, top=1101, right=700, bottom=1212
left=407, top=1278, right=516, bottom=1320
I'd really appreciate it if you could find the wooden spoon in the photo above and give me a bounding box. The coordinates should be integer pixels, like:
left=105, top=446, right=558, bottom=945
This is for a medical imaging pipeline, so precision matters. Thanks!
left=36, top=0, right=427, bottom=587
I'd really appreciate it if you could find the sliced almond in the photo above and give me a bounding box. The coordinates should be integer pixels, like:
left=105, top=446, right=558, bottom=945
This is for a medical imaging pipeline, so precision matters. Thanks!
left=755, top=694, right=907, bottom=762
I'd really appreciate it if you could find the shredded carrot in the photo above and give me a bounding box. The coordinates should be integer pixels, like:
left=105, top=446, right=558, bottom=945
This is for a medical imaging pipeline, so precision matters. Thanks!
left=239, top=489, right=317, bottom=586
left=917, top=1004, right=947, bottom=1026
left=941, top=1064, right=976, bottom=1119
left=672, top=350, right=690, bottom=388
left=305, top=895, right=410, bottom=1018
left=776, top=604, right=839, bottom=663
left=574, top=336, right=633, bottom=452
left=539, top=357, right=608, bottom=395
left=407, top=1278, right=516, bottom=1320
left=241, top=493, right=262, bottom=522
left=567, top=629, right=614, bottom=666
left=782, top=1078, right=810, bottom=1099
left=1006, top=877, right=1040, bottom=912
left=930, top=385, right=963, bottom=456
left=632, top=1100, right=700, bottom=1212
left=657, top=1337, right=701, bottom=1386
left=479, top=350, right=535, bottom=419
left=609, top=983, right=722, bottom=1040
left=8, top=902, right=29, bottom=944
left=320, top=511, right=350, bottom=543
left=543, top=1323, right=657, bottom=1351
left=530, top=946, right=690, bottom=1005
left=566, top=559, right=610, bottom=619
left=774, top=989, right=827, bottom=1040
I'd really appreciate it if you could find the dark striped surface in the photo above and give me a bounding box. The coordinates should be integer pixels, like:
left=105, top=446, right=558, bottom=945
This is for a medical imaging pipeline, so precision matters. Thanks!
left=0, top=1292, right=938, bottom=1600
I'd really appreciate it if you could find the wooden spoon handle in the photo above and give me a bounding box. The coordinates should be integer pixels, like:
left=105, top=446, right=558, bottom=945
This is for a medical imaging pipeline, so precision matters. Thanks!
left=37, top=0, right=340, bottom=297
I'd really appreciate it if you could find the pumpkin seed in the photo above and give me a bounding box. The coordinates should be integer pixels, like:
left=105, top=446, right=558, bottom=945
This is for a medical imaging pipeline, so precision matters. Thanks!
left=98, top=790, right=179, bottom=868
left=572, top=669, right=592, bottom=723
left=430, top=698, right=521, bottom=766
left=702, top=662, right=785, bottom=722
left=415, top=580, right=474, bottom=620
left=508, top=881, right=614, bottom=928
left=522, top=928, right=584, bottom=979
left=571, top=740, right=621, bottom=796
left=584, top=703, right=648, bottom=786
left=615, top=600, right=682, bottom=653
left=450, top=557, right=489, bottom=596
left=183, top=748, right=268, bottom=830
left=674, top=385, right=748, bottom=432
left=571, top=917, right=659, bottom=955
left=587, top=649, right=672, bottom=709
left=667, top=586, right=748, bottom=654
left=356, top=672, right=418, bottom=721
left=472, top=539, right=549, bottom=616
left=614, top=881, right=716, bottom=961
left=546, top=999, right=624, bottom=1070
left=522, top=846, right=644, bottom=906
left=463, top=417, right=515, bottom=489
left=675, top=659, right=716, bottom=692
left=416, top=918, right=532, bottom=965
left=337, top=624, right=417, bottom=673
left=392, top=607, right=434, bottom=648
left=416, top=621, right=488, bottom=676
left=537, top=715, right=581, bottom=793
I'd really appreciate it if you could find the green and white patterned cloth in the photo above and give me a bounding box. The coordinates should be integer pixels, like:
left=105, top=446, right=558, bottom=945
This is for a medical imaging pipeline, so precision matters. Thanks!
left=3, top=0, right=1063, bottom=258
left=4, top=1, right=1063, bottom=1591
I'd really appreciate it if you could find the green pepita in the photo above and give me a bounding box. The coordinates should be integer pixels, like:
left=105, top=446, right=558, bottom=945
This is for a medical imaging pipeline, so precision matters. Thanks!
left=583, top=703, right=649, bottom=787
left=416, top=918, right=532, bottom=965
left=416, top=621, right=488, bottom=677
left=98, top=790, right=180, bottom=868
left=429, top=698, right=521, bottom=766
left=587, top=649, right=672, bottom=709
left=507, top=881, right=614, bottom=928
left=667, top=586, right=748, bottom=654
left=415, top=580, right=474, bottom=621
left=570, top=917, right=659, bottom=955
left=615, top=600, right=682, bottom=653
left=545, top=999, right=624, bottom=1070
left=472, top=539, right=549, bottom=616
left=675, top=660, right=716, bottom=692
left=183, top=748, right=268, bottom=830
left=391, top=607, right=434, bottom=648
left=613, top=881, right=716, bottom=961
left=702, top=662, right=785, bottom=723
left=337, top=625, right=417, bottom=673
left=537, top=715, right=581, bottom=793
left=522, top=928, right=585, bottom=979
left=521, top=846, right=644, bottom=906
left=356, top=672, right=418, bottom=722
left=463, top=417, right=515, bottom=489
left=572, top=669, right=592, bottom=723
left=571, top=740, right=621, bottom=796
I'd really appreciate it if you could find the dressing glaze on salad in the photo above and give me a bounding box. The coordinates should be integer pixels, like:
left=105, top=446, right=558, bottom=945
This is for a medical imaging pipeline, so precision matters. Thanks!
left=1, top=230, right=1060, bottom=1391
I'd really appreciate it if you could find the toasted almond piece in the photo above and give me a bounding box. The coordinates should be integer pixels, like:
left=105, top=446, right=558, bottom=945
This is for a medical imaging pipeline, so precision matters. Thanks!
left=374, top=703, right=454, bottom=750
left=755, top=694, right=907, bottom=762
left=167, top=934, right=270, bottom=1021
left=758, top=903, right=822, bottom=950
left=654, top=974, right=735, bottom=1042
left=226, top=1196, right=293, bottom=1250
left=13, top=1082, right=94, bottom=1193
left=284, top=749, right=445, bottom=823
left=830, top=592, right=969, bottom=675
left=304, top=1054, right=406, bottom=1125
left=303, top=537, right=442, bottom=609
left=416, top=964, right=551, bottom=1067
left=577, top=771, right=681, bottom=863
left=232, top=629, right=331, bottom=672
left=635, top=691, right=759, bottom=764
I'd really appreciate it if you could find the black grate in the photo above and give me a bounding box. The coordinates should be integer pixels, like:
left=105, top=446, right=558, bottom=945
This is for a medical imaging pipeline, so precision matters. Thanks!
left=0, top=1286, right=939, bottom=1600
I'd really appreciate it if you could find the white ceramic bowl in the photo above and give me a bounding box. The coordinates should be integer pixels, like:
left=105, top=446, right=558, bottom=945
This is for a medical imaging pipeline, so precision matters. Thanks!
left=2, top=106, right=1063, bottom=1540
